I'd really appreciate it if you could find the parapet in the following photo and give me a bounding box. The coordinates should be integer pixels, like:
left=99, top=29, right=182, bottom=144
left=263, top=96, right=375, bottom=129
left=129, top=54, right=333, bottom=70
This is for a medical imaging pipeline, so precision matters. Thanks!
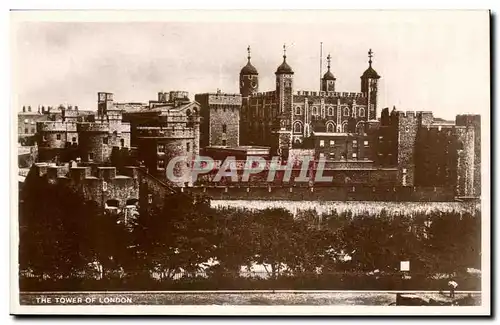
left=295, top=91, right=366, bottom=98
left=253, top=91, right=276, bottom=98
left=456, top=114, right=481, bottom=127
left=136, top=125, right=195, bottom=139
left=397, top=111, right=417, bottom=118
left=207, top=93, right=242, bottom=105
left=77, top=122, right=110, bottom=133
left=37, top=121, right=77, bottom=132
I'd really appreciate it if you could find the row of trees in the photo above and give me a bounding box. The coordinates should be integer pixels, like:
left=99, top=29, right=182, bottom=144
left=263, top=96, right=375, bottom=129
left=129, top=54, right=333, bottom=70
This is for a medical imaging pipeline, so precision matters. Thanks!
left=19, top=178, right=481, bottom=290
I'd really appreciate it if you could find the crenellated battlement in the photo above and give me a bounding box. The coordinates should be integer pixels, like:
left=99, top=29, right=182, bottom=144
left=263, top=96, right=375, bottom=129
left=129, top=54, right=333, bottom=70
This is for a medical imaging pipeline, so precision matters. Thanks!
left=207, top=93, right=242, bottom=105
left=253, top=91, right=276, bottom=98
left=136, top=125, right=195, bottom=139
left=37, top=121, right=77, bottom=132
left=77, top=122, right=110, bottom=133
left=34, top=162, right=138, bottom=182
left=295, top=91, right=366, bottom=98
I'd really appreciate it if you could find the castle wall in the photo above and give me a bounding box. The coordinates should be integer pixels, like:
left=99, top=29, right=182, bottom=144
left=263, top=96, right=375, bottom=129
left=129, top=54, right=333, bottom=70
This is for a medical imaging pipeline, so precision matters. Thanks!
left=31, top=163, right=139, bottom=209
left=187, top=185, right=455, bottom=202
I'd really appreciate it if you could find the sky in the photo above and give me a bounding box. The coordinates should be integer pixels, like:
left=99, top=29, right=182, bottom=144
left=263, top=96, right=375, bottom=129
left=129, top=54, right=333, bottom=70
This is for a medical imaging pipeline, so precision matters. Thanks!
left=11, top=10, right=490, bottom=120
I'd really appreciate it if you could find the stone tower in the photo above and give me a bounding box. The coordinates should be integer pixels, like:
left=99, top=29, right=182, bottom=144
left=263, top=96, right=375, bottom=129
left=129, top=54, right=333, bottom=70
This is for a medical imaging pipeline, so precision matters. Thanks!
left=272, top=44, right=294, bottom=159
left=321, top=53, right=336, bottom=92
left=360, top=49, right=381, bottom=120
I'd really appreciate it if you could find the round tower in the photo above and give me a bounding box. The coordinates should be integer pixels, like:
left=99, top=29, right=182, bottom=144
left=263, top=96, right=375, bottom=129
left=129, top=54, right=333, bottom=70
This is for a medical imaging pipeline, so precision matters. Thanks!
left=360, top=49, right=381, bottom=120
left=239, top=46, right=259, bottom=98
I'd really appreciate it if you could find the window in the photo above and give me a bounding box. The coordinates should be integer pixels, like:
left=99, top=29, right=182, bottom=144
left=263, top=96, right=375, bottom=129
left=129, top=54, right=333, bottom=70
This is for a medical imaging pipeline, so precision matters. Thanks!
left=89, top=153, right=94, bottom=161
left=359, top=108, right=366, bottom=117
left=352, top=153, right=357, bottom=159
left=186, top=142, right=190, bottom=152
left=293, top=122, right=302, bottom=134
left=31, top=128, right=35, bottom=134
left=222, top=124, right=227, bottom=133
left=72, top=137, right=77, bottom=142
left=329, top=152, right=335, bottom=159
left=343, top=107, right=349, bottom=116
left=42, top=135, right=47, bottom=141
left=158, top=144, right=165, bottom=153
left=295, top=107, right=301, bottom=115
left=330, top=140, right=335, bottom=146
left=352, top=140, right=358, bottom=147
left=56, top=134, right=61, bottom=140
left=320, top=140, right=325, bottom=147
left=24, top=128, right=28, bottom=134
left=158, top=159, right=165, bottom=169
left=103, top=137, right=108, bottom=144
left=120, top=139, right=125, bottom=147
left=222, top=139, right=227, bottom=146
left=24, top=119, right=28, bottom=124
left=364, top=140, right=369, bottom=147
left=313, top=107, right=318, bottom=115
left=328, top=106, right=334, bottom=116
left=326, top=123, right=335, bottom=133
left=319, top=153, right=325, bottom=158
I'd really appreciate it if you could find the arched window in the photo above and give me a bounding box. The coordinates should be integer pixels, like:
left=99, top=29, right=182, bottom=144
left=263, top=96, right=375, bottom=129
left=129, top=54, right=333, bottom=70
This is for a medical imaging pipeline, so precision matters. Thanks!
left=312, top=106, right=318, bottom=115
left=342, top=122, right=348, bottom=133
left=293, top=121, right=303, bottom=134
left=359, top=107, right=365, bottom=117
left=328, top=106, right=334, bottom=116
left=326, top=122, right=335, bottom=133
left=343, top=107, right=349, bottom=116
left=295, top=106, right=302, bottom=115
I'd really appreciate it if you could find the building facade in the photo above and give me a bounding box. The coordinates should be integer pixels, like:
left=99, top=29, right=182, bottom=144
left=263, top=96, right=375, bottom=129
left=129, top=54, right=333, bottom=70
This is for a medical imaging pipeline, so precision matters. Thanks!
left=239, top=46, right=380, bottom=159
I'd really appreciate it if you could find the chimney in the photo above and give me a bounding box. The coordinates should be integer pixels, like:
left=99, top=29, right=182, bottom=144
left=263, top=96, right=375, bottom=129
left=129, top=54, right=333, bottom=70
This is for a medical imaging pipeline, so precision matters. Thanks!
left=22, top=106, right=26, bottom=113
left=41, top=106, right=45, bottom=114
left=28, top=105, right=32, bottom=112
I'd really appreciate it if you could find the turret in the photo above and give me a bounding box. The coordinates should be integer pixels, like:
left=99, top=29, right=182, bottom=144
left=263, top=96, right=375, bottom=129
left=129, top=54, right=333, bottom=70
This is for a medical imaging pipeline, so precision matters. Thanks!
left=321, top=53, right=336, bottom=92
left=360, top=49, right=381, bottom=120
left=239, top=46, right=259, bottom=98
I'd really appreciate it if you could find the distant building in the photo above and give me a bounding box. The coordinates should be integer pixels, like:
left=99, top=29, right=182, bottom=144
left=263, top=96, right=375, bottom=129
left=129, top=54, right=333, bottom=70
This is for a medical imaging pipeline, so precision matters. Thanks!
left=121, top=91, right=201, bottom=187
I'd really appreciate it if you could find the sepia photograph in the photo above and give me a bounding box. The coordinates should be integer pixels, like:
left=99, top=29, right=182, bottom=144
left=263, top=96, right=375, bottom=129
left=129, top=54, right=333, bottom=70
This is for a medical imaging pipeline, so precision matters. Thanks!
left=9, top=9, right=490, bottom=315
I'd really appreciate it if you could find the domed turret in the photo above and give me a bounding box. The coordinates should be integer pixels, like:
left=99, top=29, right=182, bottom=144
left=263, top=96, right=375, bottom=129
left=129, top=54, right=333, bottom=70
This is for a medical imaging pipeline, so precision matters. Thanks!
left=321, top=53, right=336, bottom=92
left=360, top=49, right=381, bottom=120
left=239, top=46, right=259, bottom=97
left=240, top=46, right=258, bottom=76
left=275, top=44, right=294, bottom=75
left=361, top=49, right=381, bottom=79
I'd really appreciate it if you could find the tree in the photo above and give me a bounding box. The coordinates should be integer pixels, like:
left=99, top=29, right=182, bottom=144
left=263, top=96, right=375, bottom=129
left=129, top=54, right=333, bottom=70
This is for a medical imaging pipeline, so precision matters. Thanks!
left=132, top=193, right=217, bottom=280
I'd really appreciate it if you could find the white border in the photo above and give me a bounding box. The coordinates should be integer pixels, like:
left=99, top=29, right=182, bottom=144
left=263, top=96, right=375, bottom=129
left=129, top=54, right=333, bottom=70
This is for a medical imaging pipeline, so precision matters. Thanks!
left=6, top=7, right=492, bottom=317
